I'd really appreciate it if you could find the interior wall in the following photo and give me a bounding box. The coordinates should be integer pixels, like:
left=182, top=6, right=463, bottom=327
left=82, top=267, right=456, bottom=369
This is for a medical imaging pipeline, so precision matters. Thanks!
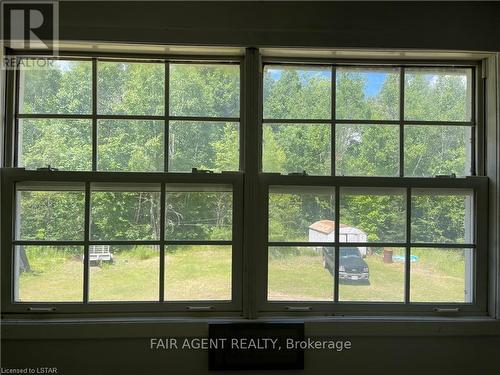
left=59, top=1, right=500, bottom=51
left=2, top=2, right=500, bottom=374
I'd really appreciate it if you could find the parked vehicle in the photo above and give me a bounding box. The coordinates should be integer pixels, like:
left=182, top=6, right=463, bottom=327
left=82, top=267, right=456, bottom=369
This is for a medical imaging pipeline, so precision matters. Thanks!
left=322, top=247, right=369, bottom=283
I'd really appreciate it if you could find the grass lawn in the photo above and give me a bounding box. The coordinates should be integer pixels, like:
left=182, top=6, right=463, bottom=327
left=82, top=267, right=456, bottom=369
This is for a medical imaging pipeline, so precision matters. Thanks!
left=268, top=247, right=468, bottom=302
left=17, top=246, right=468, bottom=303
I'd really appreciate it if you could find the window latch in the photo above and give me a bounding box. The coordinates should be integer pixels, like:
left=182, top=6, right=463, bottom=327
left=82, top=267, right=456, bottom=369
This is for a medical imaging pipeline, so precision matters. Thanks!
left=187, top=306, right=214, bottom=311
left=435, top=173, right=456, bottom=178
left=286, top=306, right=312, bottom=311
left=288, top=170, right=308, bottom=176
left=37, top=165, right=59, bottom=172
left=28, top=307, right=56, bottom=312
left=191, top=168, right=214, bottom=174
left=433, top=307, right=460, bottom=313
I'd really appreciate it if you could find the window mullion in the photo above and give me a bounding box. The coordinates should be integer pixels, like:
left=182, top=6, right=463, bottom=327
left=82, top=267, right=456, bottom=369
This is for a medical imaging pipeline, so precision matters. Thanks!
left=83, top=181, right=91, bottom=303
left=164, top=61, right=169, bottom=173
left=159, top=183, right=165, bottom=302
left=331, top=66, right=336, bottom=177
left=91, top=58, right=97, bottom=171
left=334, top=185, right=340, bottom=302
left=399, top=66, right=405, bottom=178
left=243, top=48, right=261, bottom=318
left=405, top=187, right=411, bottom=304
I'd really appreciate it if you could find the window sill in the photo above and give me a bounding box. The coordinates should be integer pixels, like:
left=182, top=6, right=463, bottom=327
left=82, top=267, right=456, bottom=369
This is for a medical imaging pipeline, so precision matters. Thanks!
left=2, top=315, right=500, bottom=340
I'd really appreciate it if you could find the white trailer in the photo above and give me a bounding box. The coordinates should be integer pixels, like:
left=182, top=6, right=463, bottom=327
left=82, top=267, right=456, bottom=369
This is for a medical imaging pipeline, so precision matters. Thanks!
left=308, top=220, right=368, bottom=256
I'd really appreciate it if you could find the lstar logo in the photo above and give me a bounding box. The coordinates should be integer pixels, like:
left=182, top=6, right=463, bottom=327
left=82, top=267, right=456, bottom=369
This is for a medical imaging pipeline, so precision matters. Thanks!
left=1, top=1, right=59, bottom=51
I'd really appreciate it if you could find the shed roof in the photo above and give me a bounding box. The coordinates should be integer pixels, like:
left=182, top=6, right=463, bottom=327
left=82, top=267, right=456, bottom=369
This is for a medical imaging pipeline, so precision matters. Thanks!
left=308, top=220, right=348, bottom=234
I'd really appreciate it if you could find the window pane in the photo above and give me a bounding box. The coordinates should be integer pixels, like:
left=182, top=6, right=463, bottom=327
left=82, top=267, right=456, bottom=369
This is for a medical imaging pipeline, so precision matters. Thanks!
left=89, top=245, right=159, bottom=301
left=404, top=125, right=472, bottom=177
left=91, top=184, right=161, bottom=241
left=168, top=121, right=239, bottom=172
left=268, top=186, right=335, bottom=242
left=340, top=187, right=406, bottom=243
left=336, top=67, right=399, bottom=120
left=166, top=185, right=232, bottom=241
left=410, top=248, right=473, bottom=303
left=18, top=119, right=92, bottom=171
left=17, top=185, right=85, bottom=241
left=97, top=61, right=164, bottom=115
left=411, top=189, right=473, bottom=244
left=262, top=123, right=331, bottom=175
left=336, top=124, right=399, bottom=176
left=169, top=64, right=239, bottom=117
left=264, top=65, right=331, bottom=119
left=404, top=68, right=472, bottom=122
left=14, top=246, right=83, bottom=302
left=339, top=247, right=405, bottom=302
left=97, top=119, right=164, bottom=172
left=268, top=246, right=334, bottom=301
left=19, top=59, right=92, bottom=114
left=165, top=245, right=231, bottom=301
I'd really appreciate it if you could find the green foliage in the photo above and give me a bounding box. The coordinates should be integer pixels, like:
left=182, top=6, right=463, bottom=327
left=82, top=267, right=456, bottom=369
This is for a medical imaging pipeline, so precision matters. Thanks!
left=91, top=191, right=161, bottom=241
left=20, top=191, right=85, bottom=241
left=19, top=60, right=471, bottom=244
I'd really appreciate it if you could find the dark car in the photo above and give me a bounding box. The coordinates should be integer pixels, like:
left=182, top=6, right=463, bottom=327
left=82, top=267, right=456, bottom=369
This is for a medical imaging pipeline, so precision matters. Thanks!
left=322, top=247, right=369, bottom=283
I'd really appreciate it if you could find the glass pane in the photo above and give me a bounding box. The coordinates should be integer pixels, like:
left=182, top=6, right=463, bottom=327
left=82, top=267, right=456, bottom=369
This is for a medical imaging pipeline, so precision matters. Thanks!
left=336, top=67, right=399, bottom=120
left=91, top=185, right=161, bottom=241
left=404, top=125, right=472, bottom=177
left=168, top=121, right=239, bottom=172
left=336, top=124, right=399, bottom=176
left=19, top=59, right=92, bottom=114
left=339, top=247, right=405, bottom=302
left=17, top=186, right=85, bottom=241
left=14, top=246, right=83, bottom=302
left=404, top=68, right=472, bottom=122
left=97, top=119, right=164, bottom=172
left=262, top=123, right=331, bottom=175
left=18, top=119, right=92, bottom=171
left=268, top=246, right=334, bottom=301
left=411, top=189, right=473, bottom=244
left=165, top=245, right=232, bottom=301
left=264, top=65, right=331, bottom=119
left=166, top=185, right=232, bottom=241
left=169, top=63, right=240, bottom=117
left=268, top=186, right=335, bottom=242
left=340, top=187, right=406, bottom=243
left=410, top=248, right=473, bottom=303
left=89, top=245, right=159, bottom=301
left=97, top=61, right=164, bottom=115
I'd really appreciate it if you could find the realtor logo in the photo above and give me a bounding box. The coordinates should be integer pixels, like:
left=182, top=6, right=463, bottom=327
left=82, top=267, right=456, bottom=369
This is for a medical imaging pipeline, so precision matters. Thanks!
left=1, top=1, right=58, bottom=55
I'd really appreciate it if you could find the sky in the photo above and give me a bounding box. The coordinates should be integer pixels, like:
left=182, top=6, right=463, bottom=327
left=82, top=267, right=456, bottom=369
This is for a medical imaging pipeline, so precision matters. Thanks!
left=266, top=67, right=389, bottom=98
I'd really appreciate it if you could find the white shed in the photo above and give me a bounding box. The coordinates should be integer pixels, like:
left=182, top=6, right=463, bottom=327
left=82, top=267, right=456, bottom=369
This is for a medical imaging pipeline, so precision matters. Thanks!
left=308, top=220, right=368, bottom=256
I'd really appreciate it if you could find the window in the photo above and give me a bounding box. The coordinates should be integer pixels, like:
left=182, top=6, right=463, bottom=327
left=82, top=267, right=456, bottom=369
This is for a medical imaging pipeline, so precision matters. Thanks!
left=259, top=60, right=485, bottom=314
left=5, top=54, right=242, bottom=313
left=10, top=177, right=241, bottom=310
left=1, top=50, right=489, bottom=317
left=15, top=58, right=241, bottom=173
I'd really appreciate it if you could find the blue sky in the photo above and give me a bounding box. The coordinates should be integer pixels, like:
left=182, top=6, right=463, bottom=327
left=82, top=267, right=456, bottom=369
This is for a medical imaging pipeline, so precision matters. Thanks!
left=267, top=68, right=389, bottom=98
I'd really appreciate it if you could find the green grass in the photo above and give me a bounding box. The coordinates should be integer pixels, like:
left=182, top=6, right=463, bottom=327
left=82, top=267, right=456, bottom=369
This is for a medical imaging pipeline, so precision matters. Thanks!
left=165, top=245, right=231, bottom=301
left=17, top=246, right=467, bottom=303
left=18, top=246, right=83, bottom=302
left=267, top=248, right=467, bottom=302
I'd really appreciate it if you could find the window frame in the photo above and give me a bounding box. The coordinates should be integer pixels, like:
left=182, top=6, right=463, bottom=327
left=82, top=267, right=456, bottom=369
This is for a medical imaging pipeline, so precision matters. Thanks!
left=257, top=56, right=487, bottom=315
left=261, top=60, right=478, bottom=177
left=255, top=174, right=488, bottom=315
left=1, top=50, right=245, bottom=315
left=0, top=48, right=494, bottom=318
left=1, top=168, right=244, bottom=314
left=12, top=54, right=244, bottom=173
